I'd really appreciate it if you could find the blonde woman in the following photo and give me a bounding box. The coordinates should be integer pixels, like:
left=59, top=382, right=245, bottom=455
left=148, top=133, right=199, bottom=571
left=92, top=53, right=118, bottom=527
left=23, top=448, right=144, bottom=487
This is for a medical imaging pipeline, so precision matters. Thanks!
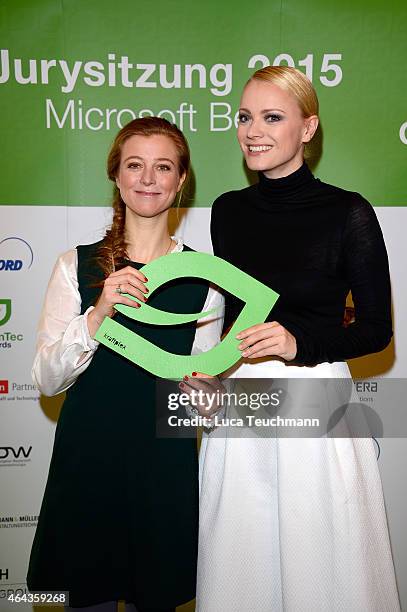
left=193, top=67, right=400, bottom=611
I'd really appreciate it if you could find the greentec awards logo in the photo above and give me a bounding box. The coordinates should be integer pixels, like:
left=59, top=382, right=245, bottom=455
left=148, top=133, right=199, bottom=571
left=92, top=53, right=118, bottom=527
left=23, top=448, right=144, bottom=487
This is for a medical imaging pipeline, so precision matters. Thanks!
left=95, top=253, right=279, bottom=378
left=0, top=300, right=11, bottom=326
left=0, top=298, right=23, bottom=349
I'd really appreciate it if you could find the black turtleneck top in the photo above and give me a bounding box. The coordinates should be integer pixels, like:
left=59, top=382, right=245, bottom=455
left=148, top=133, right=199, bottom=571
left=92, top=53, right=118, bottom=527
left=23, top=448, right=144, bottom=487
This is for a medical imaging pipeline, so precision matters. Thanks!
left=210, top=163, right=392, bottom=367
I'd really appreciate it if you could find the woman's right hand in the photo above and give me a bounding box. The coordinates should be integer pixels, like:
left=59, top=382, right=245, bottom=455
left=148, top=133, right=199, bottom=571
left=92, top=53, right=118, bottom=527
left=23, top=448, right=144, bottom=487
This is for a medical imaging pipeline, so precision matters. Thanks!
left=87, top=266, right=149, bottom=337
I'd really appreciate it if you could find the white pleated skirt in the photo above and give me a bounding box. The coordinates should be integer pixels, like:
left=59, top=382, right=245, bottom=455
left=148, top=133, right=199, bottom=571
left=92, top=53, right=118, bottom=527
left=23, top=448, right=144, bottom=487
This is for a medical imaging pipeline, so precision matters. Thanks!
left=197, top=360, right=400, bottom=612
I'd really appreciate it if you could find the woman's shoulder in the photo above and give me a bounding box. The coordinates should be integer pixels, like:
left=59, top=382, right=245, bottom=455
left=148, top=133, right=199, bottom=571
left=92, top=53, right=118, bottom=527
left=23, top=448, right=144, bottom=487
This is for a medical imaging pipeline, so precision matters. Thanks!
left=55, top=248, right=77, bottom=266
left=315, top=177, right=370, bottom=207
left=211, top=184, right=255, bottom=214
left=312, top=177, right=378, bottom=220
left=314, top=179, right=382, bottom=241
left=75, top=239, right=104, bottom=258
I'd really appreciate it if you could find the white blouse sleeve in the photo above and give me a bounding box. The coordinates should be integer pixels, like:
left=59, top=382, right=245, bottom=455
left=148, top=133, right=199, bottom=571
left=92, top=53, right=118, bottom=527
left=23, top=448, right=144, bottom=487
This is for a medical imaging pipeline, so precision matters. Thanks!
left=32, top=249, right=100, bottom=397
left=191, top=284, right=225, bottom=355
left=186, top=285, right=226, bottom=426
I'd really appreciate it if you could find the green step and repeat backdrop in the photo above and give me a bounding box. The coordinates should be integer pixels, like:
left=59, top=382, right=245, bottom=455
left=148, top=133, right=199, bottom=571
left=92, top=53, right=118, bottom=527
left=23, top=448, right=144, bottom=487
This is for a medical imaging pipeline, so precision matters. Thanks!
left=0, top=0, right=406, bottom=207
left=0, top=1, right=406, bottom=610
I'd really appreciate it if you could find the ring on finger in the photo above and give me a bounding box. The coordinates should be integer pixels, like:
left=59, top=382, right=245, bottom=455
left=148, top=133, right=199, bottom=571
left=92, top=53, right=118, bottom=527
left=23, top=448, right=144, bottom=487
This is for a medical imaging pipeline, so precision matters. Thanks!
left=115, top=284, right=122, bottom=295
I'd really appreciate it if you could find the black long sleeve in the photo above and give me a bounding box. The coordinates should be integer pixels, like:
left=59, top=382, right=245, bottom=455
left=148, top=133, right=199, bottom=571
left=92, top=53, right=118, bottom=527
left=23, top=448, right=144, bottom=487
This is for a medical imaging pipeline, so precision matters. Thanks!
left=210, top=163, right=392, bottom=367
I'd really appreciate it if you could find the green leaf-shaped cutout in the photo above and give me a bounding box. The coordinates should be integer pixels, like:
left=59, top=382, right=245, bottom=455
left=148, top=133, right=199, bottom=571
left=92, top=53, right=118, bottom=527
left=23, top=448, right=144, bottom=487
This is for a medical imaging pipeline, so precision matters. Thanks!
left=95, top=252, right=279, bottom=379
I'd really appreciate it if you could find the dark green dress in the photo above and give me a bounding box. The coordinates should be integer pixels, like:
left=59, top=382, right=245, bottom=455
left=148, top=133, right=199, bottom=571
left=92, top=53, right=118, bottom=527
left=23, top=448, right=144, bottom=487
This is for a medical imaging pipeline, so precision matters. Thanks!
left=27, top=241, right=209, bottom=609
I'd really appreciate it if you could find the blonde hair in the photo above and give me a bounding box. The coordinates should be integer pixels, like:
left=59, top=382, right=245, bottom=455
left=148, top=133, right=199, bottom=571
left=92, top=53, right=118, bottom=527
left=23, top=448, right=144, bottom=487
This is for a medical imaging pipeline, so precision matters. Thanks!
left=249, top=66, right=319, bottom=118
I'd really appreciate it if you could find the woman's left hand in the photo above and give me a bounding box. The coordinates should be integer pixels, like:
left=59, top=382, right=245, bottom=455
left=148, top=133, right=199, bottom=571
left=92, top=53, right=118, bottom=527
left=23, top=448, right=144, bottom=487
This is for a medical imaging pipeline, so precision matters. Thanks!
left=180, top=373, right=226, bottom=417
left=236, top=321, right=297, bottom=361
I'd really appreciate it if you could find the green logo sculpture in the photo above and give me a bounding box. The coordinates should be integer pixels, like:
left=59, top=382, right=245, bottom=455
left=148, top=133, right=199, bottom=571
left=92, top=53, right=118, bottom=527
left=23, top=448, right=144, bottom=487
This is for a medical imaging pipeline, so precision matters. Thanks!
left=95, top=252, right=279, bottom=379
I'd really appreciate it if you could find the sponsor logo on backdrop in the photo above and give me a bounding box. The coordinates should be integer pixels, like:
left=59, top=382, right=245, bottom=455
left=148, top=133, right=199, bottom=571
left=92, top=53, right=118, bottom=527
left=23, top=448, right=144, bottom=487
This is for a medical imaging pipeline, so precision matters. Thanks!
left=0, top=568, right=29, bottom=601
left=356, top=381, right=381, bottom=459
left=0, top=301, right=24, bottom=348
left=355, top=381, right=378, bottom=395
left=0, top=380, right=39, bottom=402
left=0, top=330, right=23, bottom=348
left=0, top=299, right=11, bottom=326
left=0, top=569, right=26, bottom=606
left=0, top=585, right=30, bottom=601
left=0, top=446, right=32, bottom=467
left=0, top=515, right=38, bottom=529
left=0, top=237, right=34, bottom=271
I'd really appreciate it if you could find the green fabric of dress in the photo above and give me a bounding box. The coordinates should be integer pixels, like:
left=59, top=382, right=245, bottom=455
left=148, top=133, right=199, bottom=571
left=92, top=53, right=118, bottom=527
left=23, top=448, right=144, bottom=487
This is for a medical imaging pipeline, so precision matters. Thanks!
left=27, top=240, right=209, bottom=609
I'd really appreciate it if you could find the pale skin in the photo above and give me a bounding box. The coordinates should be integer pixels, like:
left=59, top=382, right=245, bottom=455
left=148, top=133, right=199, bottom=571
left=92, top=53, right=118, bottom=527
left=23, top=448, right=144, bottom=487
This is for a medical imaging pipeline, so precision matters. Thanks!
left=87, top=134, right=186, bottom=338
left=235, top=80, right=318, bottom=361
left=182, top=79, right=319, bottom=410
left=180, top=372, right=226, bottom=418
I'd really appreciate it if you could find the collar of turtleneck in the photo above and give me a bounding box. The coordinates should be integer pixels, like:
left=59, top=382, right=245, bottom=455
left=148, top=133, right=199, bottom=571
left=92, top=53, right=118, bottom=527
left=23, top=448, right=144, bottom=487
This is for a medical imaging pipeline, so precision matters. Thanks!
left=255, top=162, right=316, bottom=209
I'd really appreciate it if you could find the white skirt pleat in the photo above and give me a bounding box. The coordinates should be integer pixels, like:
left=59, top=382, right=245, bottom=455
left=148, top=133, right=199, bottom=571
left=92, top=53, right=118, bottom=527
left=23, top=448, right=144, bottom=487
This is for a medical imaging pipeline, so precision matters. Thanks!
left=197, top=360, right=400, bottom=612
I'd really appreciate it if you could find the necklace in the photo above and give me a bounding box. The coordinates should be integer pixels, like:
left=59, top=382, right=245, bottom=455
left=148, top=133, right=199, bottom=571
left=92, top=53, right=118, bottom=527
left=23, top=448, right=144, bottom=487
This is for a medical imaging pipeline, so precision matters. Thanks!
left=164, top=236, right=174, bottom=256
left=117, top=237, right=174, bottom=269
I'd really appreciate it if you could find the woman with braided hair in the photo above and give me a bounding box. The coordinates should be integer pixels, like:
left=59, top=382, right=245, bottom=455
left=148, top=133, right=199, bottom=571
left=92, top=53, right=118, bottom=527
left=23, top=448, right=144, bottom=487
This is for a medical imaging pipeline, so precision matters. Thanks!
left=28, top=117, right=223, bottom=612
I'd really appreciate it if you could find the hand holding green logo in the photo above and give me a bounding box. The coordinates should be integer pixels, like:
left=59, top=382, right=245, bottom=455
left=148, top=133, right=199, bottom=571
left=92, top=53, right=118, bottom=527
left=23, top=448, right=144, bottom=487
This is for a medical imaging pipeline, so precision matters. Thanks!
left=95, top=252, right=278, bottom=379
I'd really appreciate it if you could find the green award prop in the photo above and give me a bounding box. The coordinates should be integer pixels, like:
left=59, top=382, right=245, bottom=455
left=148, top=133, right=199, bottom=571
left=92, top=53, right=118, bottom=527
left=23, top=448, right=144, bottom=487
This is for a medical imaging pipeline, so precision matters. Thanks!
left=95, top=252, right=279, bottom=378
